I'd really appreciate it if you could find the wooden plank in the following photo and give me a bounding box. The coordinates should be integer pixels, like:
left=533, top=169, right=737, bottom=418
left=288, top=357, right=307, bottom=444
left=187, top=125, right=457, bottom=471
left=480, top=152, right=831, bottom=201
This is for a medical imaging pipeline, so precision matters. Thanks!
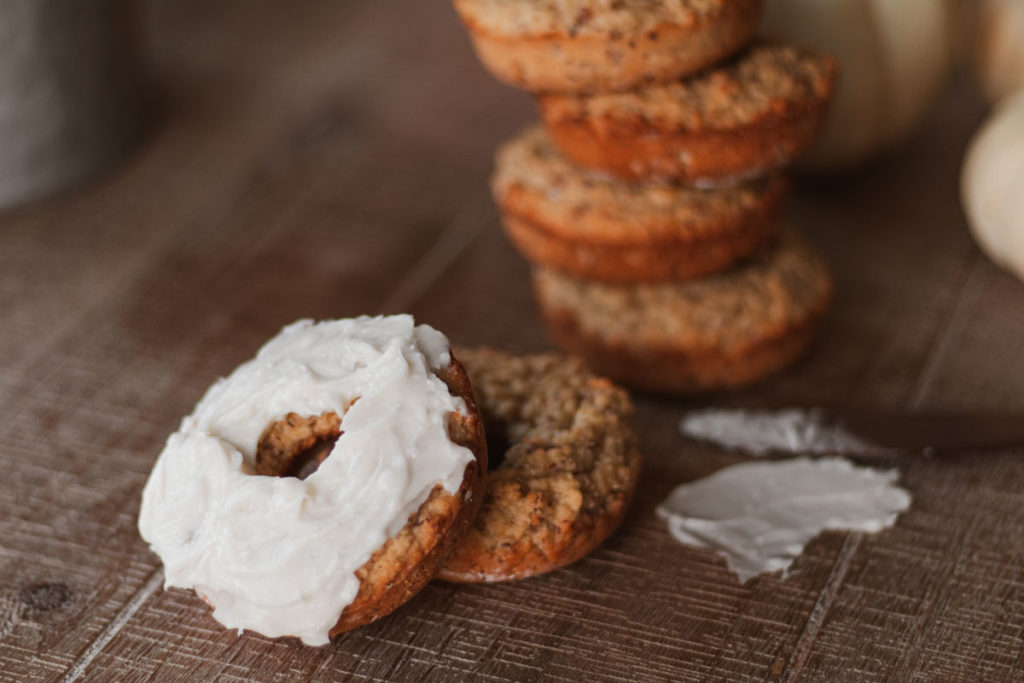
left=2, top=0, right=1024, bottom=679
left=778, top=88, right=1024, bottom=682
left=0, top=1, right=527, bottom=678
left=0, top=0, right=373, bottom=390
left=795, top=451, right=1024, bottom=681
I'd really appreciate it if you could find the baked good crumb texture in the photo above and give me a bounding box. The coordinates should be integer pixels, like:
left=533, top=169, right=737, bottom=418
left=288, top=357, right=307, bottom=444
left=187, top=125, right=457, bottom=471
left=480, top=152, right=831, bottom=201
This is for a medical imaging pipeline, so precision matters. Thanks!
left=441, top=348, right=642, bottom=582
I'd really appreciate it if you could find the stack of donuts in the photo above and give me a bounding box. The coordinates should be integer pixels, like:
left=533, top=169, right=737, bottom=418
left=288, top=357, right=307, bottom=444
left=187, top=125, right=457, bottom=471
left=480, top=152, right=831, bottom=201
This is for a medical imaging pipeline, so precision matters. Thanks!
left=454, top=0, right=838, bottom=393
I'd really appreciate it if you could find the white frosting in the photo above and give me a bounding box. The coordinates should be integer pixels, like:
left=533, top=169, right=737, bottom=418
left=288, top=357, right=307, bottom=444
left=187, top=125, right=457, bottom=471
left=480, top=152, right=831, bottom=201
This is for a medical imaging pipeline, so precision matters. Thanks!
left=657, top=457, right=911, bottom=583
left=138, top=315, right=473, bottom=645
left=680, top=408, right=874, bottom=457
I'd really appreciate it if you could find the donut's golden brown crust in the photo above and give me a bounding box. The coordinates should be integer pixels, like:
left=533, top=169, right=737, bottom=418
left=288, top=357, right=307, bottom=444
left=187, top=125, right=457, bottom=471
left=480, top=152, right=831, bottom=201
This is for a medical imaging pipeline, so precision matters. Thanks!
left=330, top=356, right=487, bottom=635
left=248, top=355, right=487, bottom=638
left=493, top=127, right=786, bottom=282
left=538, top=43, right=837, bottom=183
left=502, top=212, right=780, bottom=283
left=439, top=349, right=641, bottom=583
left=453, top=0, right=762, bottom=93
left=533, top=232, right=833, bottom=394
left=540, top=305, right=824, bottom=394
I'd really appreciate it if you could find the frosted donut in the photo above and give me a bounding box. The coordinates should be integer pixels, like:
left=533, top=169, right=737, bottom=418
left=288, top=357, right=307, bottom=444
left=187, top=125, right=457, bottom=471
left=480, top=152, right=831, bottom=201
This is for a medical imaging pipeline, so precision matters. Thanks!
left=138, top=316, right=486, bottom=645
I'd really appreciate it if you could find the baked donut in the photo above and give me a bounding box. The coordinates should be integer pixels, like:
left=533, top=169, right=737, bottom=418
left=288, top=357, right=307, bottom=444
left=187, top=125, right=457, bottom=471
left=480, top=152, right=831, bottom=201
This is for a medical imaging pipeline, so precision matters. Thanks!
left=493, top=126, right=786, bottom=283
left=138, top=316, right=486, bottom=645
left=533, top=230, right=833, bottom=394
left=538, top=42, right=837, bottom=185
left=452, top=0, right=763, bottom=94
left=439, top=348, right=641, bottom=583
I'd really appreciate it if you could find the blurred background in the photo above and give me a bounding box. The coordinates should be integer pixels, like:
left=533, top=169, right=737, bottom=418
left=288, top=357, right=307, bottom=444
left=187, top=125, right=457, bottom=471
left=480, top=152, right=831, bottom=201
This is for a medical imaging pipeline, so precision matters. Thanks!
left=4, top=0, right=1017, bottom=208
left=4, top=0, right=1022, bottom=406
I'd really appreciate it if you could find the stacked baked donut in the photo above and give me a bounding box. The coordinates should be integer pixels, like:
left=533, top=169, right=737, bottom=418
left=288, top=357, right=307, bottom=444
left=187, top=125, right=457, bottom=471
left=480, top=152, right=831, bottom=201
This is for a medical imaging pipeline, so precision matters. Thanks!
left=454, top=0, right=838, bottom=393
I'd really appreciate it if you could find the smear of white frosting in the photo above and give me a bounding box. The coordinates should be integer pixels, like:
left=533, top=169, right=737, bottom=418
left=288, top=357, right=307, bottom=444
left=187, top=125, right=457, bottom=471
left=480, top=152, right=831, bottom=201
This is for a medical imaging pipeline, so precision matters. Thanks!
left=657, top=457, right=911, bottom=583
left=138, top=315, right=473, bottom=645
left=680, top=408, right=874, bottom=457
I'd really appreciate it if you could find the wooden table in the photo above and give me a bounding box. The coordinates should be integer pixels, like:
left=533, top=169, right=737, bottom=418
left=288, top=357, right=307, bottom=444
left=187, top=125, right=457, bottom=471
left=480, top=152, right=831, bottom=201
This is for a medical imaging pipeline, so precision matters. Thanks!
left=3, top=1, right=1023, bottom=680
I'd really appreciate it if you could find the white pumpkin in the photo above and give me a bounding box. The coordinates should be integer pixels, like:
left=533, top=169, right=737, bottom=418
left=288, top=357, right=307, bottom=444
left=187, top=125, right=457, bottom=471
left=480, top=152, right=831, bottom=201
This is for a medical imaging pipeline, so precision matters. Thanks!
left=962, top=92, right=1024, bottom=282
left=972, top=0, right=1024, bottom=103
left=763, top=0, right=956, bottom=170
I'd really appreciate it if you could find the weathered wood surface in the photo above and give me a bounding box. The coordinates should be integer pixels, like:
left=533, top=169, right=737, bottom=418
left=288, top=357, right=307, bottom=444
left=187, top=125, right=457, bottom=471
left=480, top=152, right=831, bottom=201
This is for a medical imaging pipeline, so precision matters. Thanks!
left=2, top=0, right=1023, bottom=680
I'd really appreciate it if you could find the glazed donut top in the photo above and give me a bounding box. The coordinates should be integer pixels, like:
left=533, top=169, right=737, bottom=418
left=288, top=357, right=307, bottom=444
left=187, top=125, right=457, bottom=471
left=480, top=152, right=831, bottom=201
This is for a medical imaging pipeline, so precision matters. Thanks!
left=138, top=315, right=474, bottom=645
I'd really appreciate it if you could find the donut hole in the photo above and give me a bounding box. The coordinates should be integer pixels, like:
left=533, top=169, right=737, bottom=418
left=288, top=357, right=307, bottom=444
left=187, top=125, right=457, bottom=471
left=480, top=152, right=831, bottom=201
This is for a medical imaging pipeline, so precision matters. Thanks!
left=255, top=411, right=344, bottom=479
left=285, top=435, right=339, bottom=480
left=483, top=421, right=510, bottom=472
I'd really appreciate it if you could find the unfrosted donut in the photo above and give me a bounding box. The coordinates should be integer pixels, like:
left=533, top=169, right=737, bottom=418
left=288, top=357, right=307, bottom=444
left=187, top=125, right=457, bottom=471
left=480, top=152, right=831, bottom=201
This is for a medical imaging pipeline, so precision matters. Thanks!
left=439, top=348, right=641, bottom=582
left=537, top=42, right=837, bottom=185
left=453, top=0, right=763, bottom=94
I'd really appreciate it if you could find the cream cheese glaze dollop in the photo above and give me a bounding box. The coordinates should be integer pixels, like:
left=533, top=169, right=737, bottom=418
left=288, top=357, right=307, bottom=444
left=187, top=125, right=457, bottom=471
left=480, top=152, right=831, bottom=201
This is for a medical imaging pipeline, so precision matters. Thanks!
left=138, top=315, right=474, bottom=646
left=657, top=456, right=911, bottom=583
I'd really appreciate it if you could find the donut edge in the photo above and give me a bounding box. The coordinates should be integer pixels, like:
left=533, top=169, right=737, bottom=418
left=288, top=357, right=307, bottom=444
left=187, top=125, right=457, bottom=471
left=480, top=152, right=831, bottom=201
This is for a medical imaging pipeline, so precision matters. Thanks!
left=531, top=266, right=834, bottom=395
left=437, top=349, right=643, bottom=583
left=536, top=48, right=838, bottom=183
left=326, top=353, right=488, bottom=637
left=454, top=0, right=762, bottom=94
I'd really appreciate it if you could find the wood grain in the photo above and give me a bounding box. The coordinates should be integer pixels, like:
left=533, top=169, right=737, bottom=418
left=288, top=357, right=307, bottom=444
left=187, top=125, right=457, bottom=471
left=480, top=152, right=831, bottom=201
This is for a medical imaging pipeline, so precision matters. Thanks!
left=2, top=0, right=1024, bottom=680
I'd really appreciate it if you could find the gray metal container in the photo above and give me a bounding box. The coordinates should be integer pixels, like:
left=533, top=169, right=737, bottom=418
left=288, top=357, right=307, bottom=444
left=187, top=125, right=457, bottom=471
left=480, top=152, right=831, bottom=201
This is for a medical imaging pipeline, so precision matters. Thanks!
left=0, top=0, right=142, bottom=210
